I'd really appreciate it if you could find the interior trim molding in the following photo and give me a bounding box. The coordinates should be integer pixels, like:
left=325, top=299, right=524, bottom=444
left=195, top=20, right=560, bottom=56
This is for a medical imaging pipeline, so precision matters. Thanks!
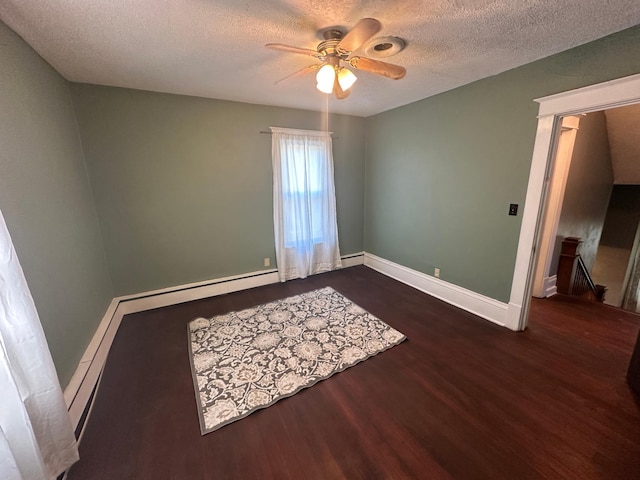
left=363, top=253, right=517, bottom=330
left=543, top=275, right=557, bottom=298
left=64, top=252, right=364, bottom=432
left=530, top=116, right=580, bottom=297
left=535, top=73, right=640, bottom=117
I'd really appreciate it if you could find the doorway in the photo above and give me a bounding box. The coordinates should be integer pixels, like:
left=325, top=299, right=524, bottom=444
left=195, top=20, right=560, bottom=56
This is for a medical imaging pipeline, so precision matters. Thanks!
left=505, top=73, right=640, bottom=331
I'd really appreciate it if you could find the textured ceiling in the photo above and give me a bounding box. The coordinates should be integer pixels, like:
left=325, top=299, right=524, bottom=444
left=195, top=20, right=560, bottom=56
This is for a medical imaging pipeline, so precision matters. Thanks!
left=605, top=104, right=640, bottom=185
left=1, top=1, right=639, bottom=117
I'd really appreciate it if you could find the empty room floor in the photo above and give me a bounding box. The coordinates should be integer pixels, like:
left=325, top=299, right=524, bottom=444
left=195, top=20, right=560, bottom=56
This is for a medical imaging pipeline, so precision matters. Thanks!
left=67, top=265, right=640, bottom=479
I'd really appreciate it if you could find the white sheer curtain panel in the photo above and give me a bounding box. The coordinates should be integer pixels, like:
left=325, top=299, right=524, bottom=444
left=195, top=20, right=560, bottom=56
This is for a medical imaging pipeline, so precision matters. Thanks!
left=0, top=210, right=79, bottom=480
left=271, top=127, right=342, bottom=281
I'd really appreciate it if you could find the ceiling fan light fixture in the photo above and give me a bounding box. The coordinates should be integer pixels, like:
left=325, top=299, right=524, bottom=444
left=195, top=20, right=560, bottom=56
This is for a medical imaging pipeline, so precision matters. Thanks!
left=316, top=64, right=336, bottom=94
left=268, top=17, right=406, bottom=99
left=337, top=67, right=357, bottom=91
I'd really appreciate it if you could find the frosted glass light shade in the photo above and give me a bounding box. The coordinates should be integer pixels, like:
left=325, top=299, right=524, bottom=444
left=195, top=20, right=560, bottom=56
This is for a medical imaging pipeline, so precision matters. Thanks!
left=316, top=64, right=335, bottom=94
left=337, top=68, right=357, bottom=91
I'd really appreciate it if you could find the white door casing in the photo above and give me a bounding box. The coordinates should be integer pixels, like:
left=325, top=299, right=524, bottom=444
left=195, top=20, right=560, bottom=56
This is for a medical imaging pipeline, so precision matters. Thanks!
left=531, top=115, right=581, bottom=298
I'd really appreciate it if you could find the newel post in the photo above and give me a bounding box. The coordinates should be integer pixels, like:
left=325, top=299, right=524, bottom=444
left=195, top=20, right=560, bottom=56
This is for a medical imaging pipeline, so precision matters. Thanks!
left=556, top=237, right=581, bottom=295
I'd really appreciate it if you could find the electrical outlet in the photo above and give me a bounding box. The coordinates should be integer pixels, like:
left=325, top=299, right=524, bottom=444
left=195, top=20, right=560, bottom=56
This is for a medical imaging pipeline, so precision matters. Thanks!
left=434, top=267, right=440, bottom=278
left=264, top=257, right=271, bottom=267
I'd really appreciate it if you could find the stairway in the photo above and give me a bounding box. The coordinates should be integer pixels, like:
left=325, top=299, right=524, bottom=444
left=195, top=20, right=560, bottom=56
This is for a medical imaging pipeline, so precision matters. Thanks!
left=556, top=237, right=606, bottom=302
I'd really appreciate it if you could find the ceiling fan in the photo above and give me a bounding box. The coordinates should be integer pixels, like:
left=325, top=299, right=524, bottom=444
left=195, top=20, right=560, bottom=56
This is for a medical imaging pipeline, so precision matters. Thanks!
left=266, top=18, right=406, bottom=100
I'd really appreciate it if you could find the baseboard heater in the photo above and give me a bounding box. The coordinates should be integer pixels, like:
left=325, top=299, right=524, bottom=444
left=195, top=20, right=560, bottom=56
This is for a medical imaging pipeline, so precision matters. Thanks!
left=65, top=253, right=365, bottom=438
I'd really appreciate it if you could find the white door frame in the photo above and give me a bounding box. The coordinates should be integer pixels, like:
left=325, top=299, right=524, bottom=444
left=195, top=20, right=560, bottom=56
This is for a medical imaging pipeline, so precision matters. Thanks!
left=530, top=115, right=581, bottom=298
left=505, top=73, right=640, bottom=331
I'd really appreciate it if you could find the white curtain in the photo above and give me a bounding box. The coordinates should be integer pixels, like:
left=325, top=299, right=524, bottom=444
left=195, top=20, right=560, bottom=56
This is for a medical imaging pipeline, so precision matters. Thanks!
left=0, top=210, right=79, bottom=480
left=271, top=127, right=342, bottom=281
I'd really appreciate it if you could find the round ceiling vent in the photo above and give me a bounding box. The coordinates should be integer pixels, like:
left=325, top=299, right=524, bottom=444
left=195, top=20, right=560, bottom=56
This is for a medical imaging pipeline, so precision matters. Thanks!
left=363, top=36, right=406, bottom=58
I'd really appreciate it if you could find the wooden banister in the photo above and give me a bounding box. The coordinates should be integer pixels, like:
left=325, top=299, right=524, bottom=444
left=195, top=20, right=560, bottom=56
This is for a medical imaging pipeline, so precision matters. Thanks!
left=556, top=237, right=605, bottom=302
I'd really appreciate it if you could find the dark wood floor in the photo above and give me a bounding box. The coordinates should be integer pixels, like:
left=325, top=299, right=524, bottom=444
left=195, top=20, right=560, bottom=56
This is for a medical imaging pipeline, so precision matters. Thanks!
left=67, top=266, right=640, bottom=479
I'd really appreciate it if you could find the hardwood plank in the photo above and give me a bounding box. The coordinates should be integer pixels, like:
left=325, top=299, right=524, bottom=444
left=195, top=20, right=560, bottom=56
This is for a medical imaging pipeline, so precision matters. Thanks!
left=67, top=266, right=640, bottom=479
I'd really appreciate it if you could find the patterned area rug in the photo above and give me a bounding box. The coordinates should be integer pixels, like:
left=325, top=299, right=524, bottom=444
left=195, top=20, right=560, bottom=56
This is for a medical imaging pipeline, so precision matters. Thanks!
left=188, top=286, right=406, bottom=434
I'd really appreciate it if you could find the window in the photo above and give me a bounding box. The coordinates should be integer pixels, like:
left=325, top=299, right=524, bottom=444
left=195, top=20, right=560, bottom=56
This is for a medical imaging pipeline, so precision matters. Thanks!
left=271, top=127, right=342, bottom=281
left=282, top=141, right=324, bottom=247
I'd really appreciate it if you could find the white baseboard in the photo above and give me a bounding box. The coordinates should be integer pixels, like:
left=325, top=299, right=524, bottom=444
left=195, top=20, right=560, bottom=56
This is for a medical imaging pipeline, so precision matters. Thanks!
left=64, top=253, right=364, bottom=431
left=543, top=275, right=557, bottom=297
left=363, top=253, right=519, bottom=330
left=532, top=275, right=558, bottom=299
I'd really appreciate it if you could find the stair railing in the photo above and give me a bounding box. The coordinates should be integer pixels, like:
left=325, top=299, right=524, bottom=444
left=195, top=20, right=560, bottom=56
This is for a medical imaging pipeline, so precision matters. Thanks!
left=556, top=237, right=605, bottom=302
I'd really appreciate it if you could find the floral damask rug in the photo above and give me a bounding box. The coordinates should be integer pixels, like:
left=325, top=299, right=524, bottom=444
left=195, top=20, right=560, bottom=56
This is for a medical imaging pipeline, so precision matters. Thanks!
left=188, top=286, right=406, bottom=434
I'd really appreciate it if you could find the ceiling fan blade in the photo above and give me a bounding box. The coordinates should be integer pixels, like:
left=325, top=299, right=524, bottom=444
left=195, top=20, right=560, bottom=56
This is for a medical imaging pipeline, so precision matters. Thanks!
left=336, top=18, right=381, bottom=54
left=265, top=43, right=319, bottom=57
left=275, top=64, right=321, bottom=85
left=348, top=56, right=406, bottom=80
left=333, top=75, right=350, bottom=100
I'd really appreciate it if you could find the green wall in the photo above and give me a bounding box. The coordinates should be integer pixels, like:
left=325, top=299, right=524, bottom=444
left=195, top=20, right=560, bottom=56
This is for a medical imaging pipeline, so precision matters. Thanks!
left=0, top=21, right=114, bottom=386
left=364, top=26, right=640, bottom=303
left=70, top=85, right=365, bottom=295
left=3, top=16, right=640, bottom=385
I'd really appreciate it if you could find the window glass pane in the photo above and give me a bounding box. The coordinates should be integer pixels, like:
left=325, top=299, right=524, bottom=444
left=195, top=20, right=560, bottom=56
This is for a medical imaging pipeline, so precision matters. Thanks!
left=278, top=137, right=328, bottom=248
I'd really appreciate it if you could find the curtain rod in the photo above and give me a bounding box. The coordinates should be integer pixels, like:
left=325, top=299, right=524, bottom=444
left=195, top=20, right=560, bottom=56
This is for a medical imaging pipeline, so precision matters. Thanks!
left=259, top=131, right=338, bottom=139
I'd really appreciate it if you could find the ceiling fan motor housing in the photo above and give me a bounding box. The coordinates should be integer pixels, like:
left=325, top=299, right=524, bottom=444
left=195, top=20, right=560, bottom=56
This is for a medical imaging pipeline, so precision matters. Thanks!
left=317, top=39, right=345, bottom=60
